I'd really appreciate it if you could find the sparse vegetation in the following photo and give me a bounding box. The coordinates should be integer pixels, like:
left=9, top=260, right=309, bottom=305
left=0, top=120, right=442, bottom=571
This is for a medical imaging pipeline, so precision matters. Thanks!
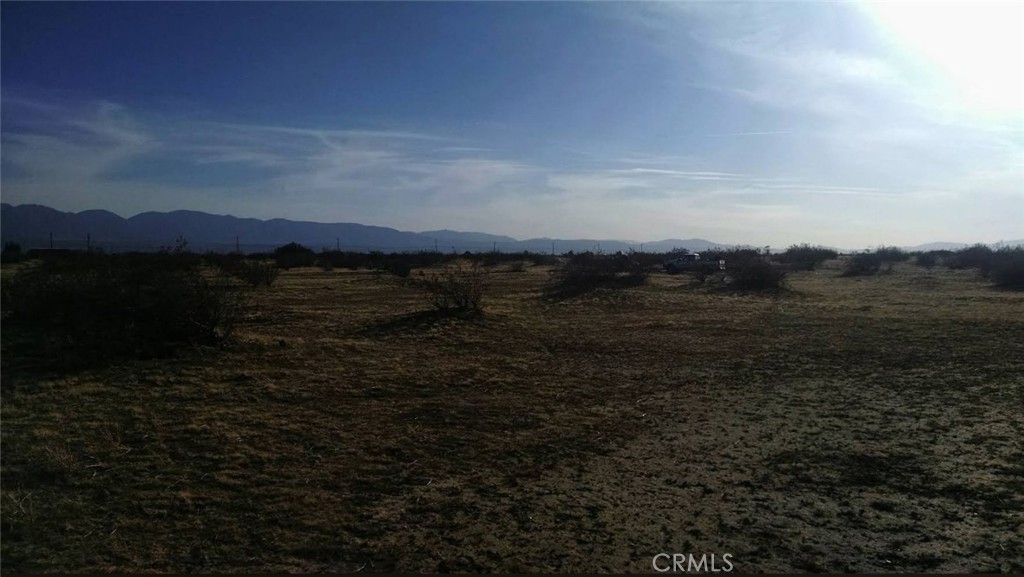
left=207, top=253, right=280, bottom=287
left=728, top=260, right=788, bottom=291
left=915, top=251, right=939, bottom=269
left=930, top=245, right=1024, bottom=290
left=388, top=259, right=413, bottom=278
left=946, top=244, right=993, bottom=270
left=841, top=247, right=908, bottom=277
left=1, top=252, right=245, bottom=366
left=985, top=247, right=1024, bottom=290
left=874, top=245, right=910, bottom=263
left=420, top=262, right=487, bottom=315
left=545, top=251, right=647, bottom=297
left=2, top=250, right=1022, bottom=573
left=273, top=242, right=317, bottom=269
left=1, top=241, right=25, bottom=264
left=842, top=251, right=884, bottom=277
left=778, top=243, right=838, bottom=271
left=703, top=247, right=763, bottom=267
left=232, top=259, right=280, bottom=287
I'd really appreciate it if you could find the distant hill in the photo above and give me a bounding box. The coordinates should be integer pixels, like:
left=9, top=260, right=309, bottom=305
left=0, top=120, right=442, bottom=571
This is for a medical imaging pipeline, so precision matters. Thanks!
left=2, top=203, right=434, bottom=252
left=420, top=229, right=518, bottom=247
left=1, top=203, right=740, bottom=254
left=2, top=203, right=1014, bottom=255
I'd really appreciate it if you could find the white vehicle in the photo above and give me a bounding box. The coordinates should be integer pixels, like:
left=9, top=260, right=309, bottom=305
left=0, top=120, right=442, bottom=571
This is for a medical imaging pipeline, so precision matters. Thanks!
left=663, top=253, right=726, bottom=274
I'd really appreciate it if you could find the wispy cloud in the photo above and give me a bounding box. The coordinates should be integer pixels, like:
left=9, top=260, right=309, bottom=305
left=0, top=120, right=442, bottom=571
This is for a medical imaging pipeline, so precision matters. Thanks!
left=699, top=131, right=791, bottom=137
left=609, top=168, right=751, bottom=181
left=3, top=80, right=1021, bottom=246
left=2, top=99, right=154, bottom=186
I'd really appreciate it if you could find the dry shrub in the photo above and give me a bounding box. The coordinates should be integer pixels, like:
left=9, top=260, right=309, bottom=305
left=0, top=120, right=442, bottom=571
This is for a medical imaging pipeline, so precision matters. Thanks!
left=221, top=259, right=279, bottom=287
left=545, top=252, right=647, bottom=298
left=778, top=244, right=838, bottom=271
left=273, top=242, right=317, bottom=269
left=843, top=252, right=884, bottom=277
left=1, top=252, right=246, bottom=366
left=729, top=261, right=788, bottom=291
left=915, top=251, right=939, bottom=269
left=946, top=244, right=993, bottom=270
left=987, top=247, right=1024, bottom=290
left=420, top=262, right=486, bottom=315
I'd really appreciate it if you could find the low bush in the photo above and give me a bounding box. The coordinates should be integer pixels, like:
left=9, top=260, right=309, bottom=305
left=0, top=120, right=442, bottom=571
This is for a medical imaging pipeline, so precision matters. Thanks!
left=702, top=247, right=764, bottom=268
left=915, top=251, right=939, bottom=269
left=466, top=251, right=556, bottom=268
left=875, top=246, right=910, bottom=263
left=546, top=252, right=647, bottom=297
left=389, top=260, right=413, bottom=278
left=1, top=253, right=245, bottom=366
left=728, top=261, right=788, bottom=291
left=1, top=241, right=25, bottom=264
left=207, top=253, right=279, bottom=287
left=420, top=263, right=486, bottom=315
left=479, top=252, right=503, bottom=267
left=317, top=250, right=368, bottom=271
left=986, top=247, right=1024, bottom=290
left=525, top=253, right=559, bottom=267
left=274, top=242, right=317, bottom=269
left=315, top=249, right=550, bottom=272
left=233, top=260, right=280, bottom=286
left=946, top=244, right=993, bottom=270
left=625, top=251, right=670, bottom=270
left=778, top=244, right=838, bottom=271
left=842, top=252, right=884, bottom=276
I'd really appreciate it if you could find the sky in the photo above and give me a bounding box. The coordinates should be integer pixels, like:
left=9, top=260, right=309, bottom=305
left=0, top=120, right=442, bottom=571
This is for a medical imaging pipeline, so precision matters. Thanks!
left=2, top=1, right=1022, bottom=248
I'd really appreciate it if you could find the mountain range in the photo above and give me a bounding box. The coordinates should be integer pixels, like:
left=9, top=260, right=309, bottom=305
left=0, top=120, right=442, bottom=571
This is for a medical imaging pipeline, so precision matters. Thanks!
left=2, top=204, right=1020, bottom=254
left=0, top=203, right=734, bottom=254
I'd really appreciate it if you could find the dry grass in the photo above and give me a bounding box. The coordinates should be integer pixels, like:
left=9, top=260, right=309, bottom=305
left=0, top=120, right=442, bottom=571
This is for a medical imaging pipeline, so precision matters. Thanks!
left=2, top=259, right=1022, bottom=572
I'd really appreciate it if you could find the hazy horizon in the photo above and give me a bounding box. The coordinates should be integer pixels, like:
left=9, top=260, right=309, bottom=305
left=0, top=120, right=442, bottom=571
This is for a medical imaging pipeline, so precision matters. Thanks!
left=5, top=201, right=1024, bottom=252
left=2, top=2, right=1022, bottom=248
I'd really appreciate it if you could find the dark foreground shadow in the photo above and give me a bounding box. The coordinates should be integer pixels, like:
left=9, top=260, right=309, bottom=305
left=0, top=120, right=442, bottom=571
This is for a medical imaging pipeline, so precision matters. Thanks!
left=355, top=308, right=482, bottom=337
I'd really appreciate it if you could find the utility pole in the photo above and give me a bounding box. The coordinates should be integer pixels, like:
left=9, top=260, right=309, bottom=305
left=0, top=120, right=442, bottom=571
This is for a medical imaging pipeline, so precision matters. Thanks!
left=336, top=237, right=340, bottom=251
left=641, top=243, right=644, bottom=253
left=49, top=232, right=53, bottom=249
left=86, top=233, right=91, bottom=252
left=236, top=236, right=240, bottom=253
left=551, top=241, right=555, bottom=256
left=434, top=239, right=438, bottom=252
left=493, top=241, right=496, bottom=253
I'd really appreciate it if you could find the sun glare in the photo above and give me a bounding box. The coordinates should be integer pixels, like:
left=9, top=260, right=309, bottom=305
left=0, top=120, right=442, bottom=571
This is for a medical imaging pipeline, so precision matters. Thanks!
left=865, top=1, right=1023, bottom=115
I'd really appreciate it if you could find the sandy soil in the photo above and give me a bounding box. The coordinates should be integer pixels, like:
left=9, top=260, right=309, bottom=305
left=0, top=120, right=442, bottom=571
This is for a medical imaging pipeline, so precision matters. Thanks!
left=2, top=260, right=1022, bottom=572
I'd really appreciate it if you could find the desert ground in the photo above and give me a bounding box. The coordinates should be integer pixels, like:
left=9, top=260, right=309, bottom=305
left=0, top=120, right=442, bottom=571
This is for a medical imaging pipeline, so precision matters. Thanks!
left=2, top=259, right=1022, bottom=572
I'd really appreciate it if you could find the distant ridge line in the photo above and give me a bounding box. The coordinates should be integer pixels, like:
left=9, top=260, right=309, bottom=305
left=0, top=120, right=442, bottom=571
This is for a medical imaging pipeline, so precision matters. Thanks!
left=1, top=203, right=1020, bottom=254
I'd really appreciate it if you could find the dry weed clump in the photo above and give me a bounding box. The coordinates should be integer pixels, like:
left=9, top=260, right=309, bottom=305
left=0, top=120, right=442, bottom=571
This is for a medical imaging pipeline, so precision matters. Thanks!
left=728, top=260, right=788, bottom=291
left=420, top=262, right=487, bottom=315
left=777, top=244, right=838, bottom=271
left=986, top=247, right=1024, bottom=290
left=545, top=252, right=648, bottom=297
left=1, top=252, right=246, bottom=365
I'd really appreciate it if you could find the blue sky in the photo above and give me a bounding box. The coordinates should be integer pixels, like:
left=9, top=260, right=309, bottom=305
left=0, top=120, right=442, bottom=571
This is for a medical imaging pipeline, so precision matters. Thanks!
left=2, top=1, right=1021, bottom=247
